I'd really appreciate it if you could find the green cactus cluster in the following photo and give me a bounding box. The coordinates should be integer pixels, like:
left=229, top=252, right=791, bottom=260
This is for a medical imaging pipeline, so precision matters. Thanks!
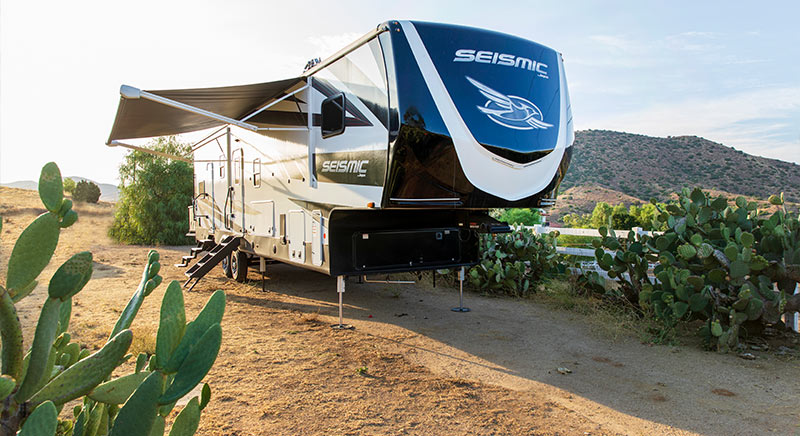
left=581, top=187, right=800, bottom=351
left=1, top=162, right=225, bottom=435
left=469, top=228, right=564, bottom=296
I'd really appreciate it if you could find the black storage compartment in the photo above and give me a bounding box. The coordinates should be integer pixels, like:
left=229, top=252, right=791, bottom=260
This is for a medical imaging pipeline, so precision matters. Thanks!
left=353, top=228, right=462, bottom=271
left=328, top=209, right=480, bottom=276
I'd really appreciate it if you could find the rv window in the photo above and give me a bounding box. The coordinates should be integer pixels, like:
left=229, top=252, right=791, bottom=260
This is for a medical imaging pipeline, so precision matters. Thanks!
left=321, top=93, right=346, bottom=138
left=253, top=158, right=261, bottom=187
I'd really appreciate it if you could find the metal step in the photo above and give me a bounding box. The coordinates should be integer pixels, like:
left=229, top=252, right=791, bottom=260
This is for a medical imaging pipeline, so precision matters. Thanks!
left=175, top=239, right=217, bottom=268
left=183, top=235, right=241, bottom=288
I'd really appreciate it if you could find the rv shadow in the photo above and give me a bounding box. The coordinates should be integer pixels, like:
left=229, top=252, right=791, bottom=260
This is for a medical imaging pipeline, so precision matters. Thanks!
left=215, top=262, right=799, bottom=436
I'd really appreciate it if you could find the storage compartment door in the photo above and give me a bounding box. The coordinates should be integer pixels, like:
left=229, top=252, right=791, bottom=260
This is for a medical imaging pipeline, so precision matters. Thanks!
left=311, top=211, right=324, bottom=266
left=248, top=200, right=275, bottom=237
left=288, top=210, right=306, bottom=264
left=352, top=228, right=462, bottom=271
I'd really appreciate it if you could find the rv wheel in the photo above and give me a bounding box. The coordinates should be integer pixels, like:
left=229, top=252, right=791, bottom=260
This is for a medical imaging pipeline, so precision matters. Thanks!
left=221, top=254, right=233, bottom=278
left=230, top=250, right=249, bottom=283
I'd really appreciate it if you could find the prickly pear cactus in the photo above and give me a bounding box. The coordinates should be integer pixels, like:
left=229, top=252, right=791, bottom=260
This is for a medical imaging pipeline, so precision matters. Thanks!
left=583, top=187, right=800, bottom=351
left=1, top=162, right=225, bottom=435
left=468, top=227, right=563, bottom=295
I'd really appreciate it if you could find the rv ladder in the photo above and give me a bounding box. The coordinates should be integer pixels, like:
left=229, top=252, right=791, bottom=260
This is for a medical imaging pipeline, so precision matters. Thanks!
left=182, top=235, right=241, bottom=290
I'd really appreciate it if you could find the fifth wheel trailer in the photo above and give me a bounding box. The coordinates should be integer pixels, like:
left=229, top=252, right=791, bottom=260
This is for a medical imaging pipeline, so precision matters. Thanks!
left=106, top=20, right=574, bottom=321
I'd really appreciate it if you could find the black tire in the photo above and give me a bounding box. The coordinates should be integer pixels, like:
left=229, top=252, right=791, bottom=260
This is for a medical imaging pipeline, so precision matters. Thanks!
left=230, top=250, right=248, bottom=283
left=221, top=254, right=233, bottom=278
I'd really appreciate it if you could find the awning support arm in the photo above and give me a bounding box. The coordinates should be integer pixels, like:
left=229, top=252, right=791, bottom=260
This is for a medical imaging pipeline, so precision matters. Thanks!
left=302, top=24, right=389, bottom=77
left=240, top=83, right=310, bottom=122
left=106, top=140, right=192, bottom=163
left=191, top=126, right=229, bottom=152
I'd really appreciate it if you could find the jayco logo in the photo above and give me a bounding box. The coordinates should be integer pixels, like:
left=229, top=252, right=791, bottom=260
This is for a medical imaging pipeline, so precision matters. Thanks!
left=466, top=76, right=552, bottom=131
left=321, top=160, right=368, bottom=177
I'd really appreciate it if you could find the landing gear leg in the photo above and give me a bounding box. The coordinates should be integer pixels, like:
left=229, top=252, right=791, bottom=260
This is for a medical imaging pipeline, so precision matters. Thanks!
left=331, top=276, right=354, bottom=330
left=259, top=257, right=267, bottom=293
left=452, top=266, right=470, bottom=313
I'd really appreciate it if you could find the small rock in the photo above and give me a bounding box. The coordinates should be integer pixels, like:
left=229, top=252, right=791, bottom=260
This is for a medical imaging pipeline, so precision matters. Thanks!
left=749, top=344, right=768, bottom=351
left=557, top=367, right=572, bottom=375
left=738, top=352, right=757, bottom=360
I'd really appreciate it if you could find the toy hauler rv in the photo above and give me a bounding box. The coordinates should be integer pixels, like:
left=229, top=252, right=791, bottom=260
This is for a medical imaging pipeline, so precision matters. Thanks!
left=107, top=20, right=573, bottom=320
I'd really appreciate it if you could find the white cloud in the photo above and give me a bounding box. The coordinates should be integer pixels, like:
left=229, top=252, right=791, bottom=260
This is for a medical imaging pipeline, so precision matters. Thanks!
left=664, top=31, right=724, bottom=52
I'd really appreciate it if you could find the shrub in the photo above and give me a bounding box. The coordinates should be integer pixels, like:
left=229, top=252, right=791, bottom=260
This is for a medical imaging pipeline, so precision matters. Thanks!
left=581, top=188, right=800, bottom=351
left=109, top=137, right=193, bottom=245
left=469, top=228, right=564, bottom=296
left=0, top=162, right=224, bottom=434
left=73, top=180, right=101, bottom=203
left=63, top=177, right=76, bottom=195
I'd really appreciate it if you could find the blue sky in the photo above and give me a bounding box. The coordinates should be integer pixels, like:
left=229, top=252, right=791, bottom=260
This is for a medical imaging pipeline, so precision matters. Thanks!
left=1, top=0, right=798, bottom=184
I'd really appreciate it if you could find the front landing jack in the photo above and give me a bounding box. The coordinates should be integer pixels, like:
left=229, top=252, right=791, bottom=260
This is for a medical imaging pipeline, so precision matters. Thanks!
left=452, top=266, right=470, bottom=313
left=331, top=276, right=354, bottom=330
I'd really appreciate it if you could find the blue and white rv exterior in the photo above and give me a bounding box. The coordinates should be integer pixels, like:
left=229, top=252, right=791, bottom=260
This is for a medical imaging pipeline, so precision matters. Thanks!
left=107, top=20, right=573, bottom=285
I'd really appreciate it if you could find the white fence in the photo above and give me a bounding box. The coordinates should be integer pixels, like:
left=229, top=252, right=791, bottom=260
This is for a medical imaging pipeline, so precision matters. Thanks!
left=524, top=224, right=799, bottom=332
left=526, top=224, right=657, bottom=281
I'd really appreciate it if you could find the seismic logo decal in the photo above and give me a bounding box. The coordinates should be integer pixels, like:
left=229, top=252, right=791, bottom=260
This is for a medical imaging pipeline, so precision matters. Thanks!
left=321, top=160, right=368, bottom=177
left=466, top=76, right=553, bottom=131
left=453, top=49, right=549, bottom=79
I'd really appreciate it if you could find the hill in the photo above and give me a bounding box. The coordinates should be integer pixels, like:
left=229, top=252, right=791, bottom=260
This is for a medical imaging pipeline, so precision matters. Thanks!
left=2, top=177, right=118, bottom=201
left=547, top=184, right=644, bottom=220
left=562, top=130, right=800, bottom=203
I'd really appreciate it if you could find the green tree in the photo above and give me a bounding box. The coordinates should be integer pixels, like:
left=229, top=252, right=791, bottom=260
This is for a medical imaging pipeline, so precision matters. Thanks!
left=497, top=208, right=543, bottom=226
left=629, top=203, right=665, bottom=231
left=109, top=137, right=193, bottom=245
left=589, top=202, right=613, bottom=228
left=73, top=180, right=101, bottom=203
left=62, top=177, right=76, bottom=195
left=561, top=212, right=591, bottom=228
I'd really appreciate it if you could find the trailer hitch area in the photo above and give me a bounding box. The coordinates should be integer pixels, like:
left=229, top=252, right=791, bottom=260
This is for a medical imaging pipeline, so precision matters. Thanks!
left=465, top=214, right=512, bottom=234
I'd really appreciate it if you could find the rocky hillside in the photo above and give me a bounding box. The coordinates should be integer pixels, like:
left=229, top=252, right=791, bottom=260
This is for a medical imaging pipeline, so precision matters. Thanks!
left=562, top=130, right=800, bottom=203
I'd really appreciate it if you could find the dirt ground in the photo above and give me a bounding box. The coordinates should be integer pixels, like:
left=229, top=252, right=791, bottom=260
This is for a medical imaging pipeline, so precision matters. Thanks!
left=2, top=186, right=799, bottom=436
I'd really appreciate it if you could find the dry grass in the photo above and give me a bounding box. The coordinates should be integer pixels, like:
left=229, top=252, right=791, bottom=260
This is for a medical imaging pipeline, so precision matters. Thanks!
left=0, top=186, right=611, bottom=436
left=531, top=277, right=685, bottom=345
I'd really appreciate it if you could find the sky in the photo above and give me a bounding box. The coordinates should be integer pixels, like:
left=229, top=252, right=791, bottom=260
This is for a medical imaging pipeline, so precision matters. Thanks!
left=1, top=0, right=798, bottom=184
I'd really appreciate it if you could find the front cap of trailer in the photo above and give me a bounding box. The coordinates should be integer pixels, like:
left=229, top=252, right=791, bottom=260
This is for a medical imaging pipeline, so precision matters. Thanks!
left=399, top=21, right=573, bottom=201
